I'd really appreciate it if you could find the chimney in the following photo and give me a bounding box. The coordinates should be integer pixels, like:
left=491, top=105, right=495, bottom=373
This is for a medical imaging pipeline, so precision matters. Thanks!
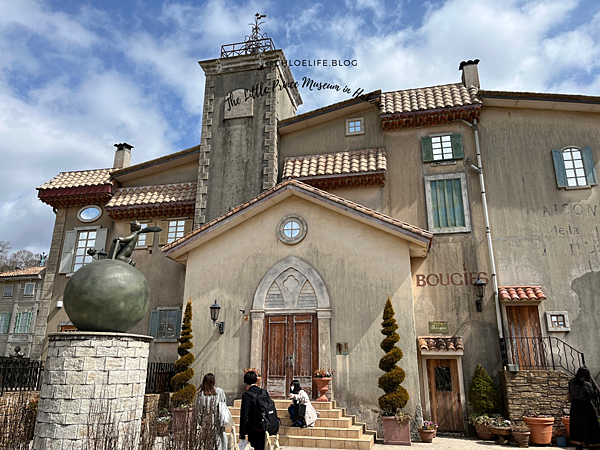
left=459, top=59, right=480, bottom=88
left=113, top=143, right=133, bottom=169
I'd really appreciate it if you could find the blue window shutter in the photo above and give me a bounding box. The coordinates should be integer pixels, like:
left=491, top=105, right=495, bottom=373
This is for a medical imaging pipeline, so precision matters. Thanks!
left=25, top=312, right=32, bottom=333
left=422, top=137, right=434, bottom=162
left=175, top=310, right=183, bottom=338
left=95, top=228, right=108, bottom=253
left=15, top=313, right=21, bottom=333
left=430, top=179, right=465, bottom=230
left=149, top=310, right=159, bottom=337
left=552, top=149, right=567, bottom=188
left=582, top=146, right=597, bottom=186
left=0, top=313, right=9, bottom=333
left=451, top=134, right=464, bottom=159
left=59, top=231, right=77, bottom=274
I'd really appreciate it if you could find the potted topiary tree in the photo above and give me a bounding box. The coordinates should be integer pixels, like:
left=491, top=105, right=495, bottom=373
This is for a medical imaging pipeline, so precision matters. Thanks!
left=170, top=301, right=196, bottom=434
left=468, top=364, right=502, bottom=440
left=378, top=295, right=411, bottom=445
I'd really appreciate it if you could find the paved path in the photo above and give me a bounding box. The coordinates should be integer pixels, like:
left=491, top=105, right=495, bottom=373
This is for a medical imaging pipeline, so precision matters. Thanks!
left=284, top=435, right=571, bottom=449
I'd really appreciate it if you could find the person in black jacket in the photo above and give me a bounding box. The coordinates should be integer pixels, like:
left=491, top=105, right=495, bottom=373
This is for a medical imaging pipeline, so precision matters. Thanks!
left=239, top=371, right=265, bottom=450
left=568, top=367, right=600, bottom=450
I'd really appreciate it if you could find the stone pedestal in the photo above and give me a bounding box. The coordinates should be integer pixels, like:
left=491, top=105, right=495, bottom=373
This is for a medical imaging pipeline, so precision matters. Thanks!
left=33, top=332, right=152, bottom=450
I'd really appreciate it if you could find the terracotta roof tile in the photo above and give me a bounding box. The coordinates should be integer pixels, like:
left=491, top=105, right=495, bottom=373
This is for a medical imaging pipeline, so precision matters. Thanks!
left=418, top=337, right=465, bottom=352
left=282, top=148, right=386, bottom=179
left=38, top=169, right=113, bottom=190
left=499, top=286, right=546, bottom=302
left=163, top=179, right=432, bottom=252
left=0, top=266, right=46, bottom=278
left=106, top=183, right=196, bottom=208
left=379, top=83, right=481, bottom=115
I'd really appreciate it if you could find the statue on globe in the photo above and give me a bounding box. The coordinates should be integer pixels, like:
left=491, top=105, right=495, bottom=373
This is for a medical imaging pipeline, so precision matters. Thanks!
left=108, top=220, right=162, bottom=266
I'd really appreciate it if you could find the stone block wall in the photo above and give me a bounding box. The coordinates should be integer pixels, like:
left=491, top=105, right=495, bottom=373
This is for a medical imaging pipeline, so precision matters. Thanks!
left=33, top=332, right=152, bottom=450
left=499, top=369, right=570, bottom=422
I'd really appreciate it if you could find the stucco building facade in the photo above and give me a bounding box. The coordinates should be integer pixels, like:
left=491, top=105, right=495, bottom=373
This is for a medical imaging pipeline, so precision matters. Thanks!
left=35, top=36, right=599, bottom=435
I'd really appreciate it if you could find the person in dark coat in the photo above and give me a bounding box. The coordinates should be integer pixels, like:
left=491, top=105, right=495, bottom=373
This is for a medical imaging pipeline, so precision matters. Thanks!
left=239, top=370, right=265, bottom=450
left=569, top=366, right=600, bottom=450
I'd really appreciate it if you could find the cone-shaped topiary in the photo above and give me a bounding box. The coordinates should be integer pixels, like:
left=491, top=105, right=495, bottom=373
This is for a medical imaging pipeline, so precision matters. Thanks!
left=378, top=295, right=409, bottom=414
left=468, top=364, right=501, bottom=414
left=171, top=301, right=196, bottom=408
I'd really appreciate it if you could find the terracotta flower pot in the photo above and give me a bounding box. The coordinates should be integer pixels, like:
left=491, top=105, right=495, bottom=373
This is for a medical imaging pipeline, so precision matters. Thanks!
left=474, top=422, right=497, bottom=440
left=314, top=377, right=331, bottom=402
left=513, top=431, right=530, bottom=448
left=433, top=425, right=438, bottom=438
left=382, top=417, right=411, bottom=445
left=522, top=417, right=554, bottom=445
left=489, top=426, right=511, bottom=445
left=561, top=417, right=570, bottom=439
left=418, top=428, right=435, bottom=443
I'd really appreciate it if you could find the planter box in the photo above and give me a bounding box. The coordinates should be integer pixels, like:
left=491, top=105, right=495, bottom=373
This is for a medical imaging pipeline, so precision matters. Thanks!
left=382, top=417, right=411, bottom=445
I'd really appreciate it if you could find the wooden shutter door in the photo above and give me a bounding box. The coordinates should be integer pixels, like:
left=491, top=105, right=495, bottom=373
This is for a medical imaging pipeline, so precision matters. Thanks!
left=427, top=359, right=464, bottom=432
left=265, top=316, right=289, bottom=398
left=506, top=305, right=544, bottom=369
left=292, top=314, right=316, bottom=398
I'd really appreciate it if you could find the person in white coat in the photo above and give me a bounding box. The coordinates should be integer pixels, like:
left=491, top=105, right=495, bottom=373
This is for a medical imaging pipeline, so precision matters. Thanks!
left=288, top=379, right=319, bottom=428
left=196, top=373, right=229, bottom=450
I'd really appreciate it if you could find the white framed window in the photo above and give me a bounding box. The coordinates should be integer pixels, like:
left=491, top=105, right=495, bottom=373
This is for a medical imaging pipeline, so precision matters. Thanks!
left=277, top=215, right=308, bottom=245
left=2, top=285, right=13, bottom=298
left=346, top=117, right=364, bottom=136
left=15, top=312, right=32, bottom=334
left=0, top=313, right=10, bottom=333
left=23, top=283, right=35, bottom=297
left=136, top=222, right=150, bottom=248
left=149, top=309, right=182, bottom=341
left=59, top=227, right=108, bottom=274
left=546, top=311, right=570, bottom=332
left=552, top=146, right=597, bottom=189
left=422, top=133, right=464, bottom=162
left=424, top=173, right=471, bottom=234
left=73, top=230, right=97, bottom=272
left=167, top=220, right=186, bottom=244
left=77, top=205, right=102, bottom=223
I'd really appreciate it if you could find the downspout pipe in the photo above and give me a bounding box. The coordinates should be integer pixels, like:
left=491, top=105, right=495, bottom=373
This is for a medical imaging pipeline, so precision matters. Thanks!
left=463, top=119, right=504, bottom=339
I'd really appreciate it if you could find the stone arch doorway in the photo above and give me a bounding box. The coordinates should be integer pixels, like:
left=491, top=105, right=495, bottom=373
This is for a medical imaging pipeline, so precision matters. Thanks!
left=250, top=256, right=332, bottom=398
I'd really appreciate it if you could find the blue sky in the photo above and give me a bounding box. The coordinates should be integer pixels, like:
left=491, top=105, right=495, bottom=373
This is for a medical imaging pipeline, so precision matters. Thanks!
left=1, top=0, right=599, bottom=256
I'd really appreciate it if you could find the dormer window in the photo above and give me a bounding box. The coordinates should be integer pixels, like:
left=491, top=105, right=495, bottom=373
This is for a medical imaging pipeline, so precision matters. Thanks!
left=346, top=118, right=364, bottom=136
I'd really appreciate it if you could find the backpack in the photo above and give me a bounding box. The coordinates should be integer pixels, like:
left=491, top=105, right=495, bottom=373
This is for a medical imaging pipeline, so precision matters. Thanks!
left=247, top=388, right=280, bottom=435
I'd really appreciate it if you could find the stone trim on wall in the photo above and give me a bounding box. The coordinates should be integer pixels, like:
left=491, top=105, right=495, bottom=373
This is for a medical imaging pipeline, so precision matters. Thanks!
left=31, top=208, right=67, bottom=360
left=194, top=75, right=214, bottom=230
left=262, top=67, right=278, bottom=191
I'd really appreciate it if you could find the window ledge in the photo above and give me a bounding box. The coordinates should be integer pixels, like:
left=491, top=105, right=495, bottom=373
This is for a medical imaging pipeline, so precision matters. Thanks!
left=563, top=185, right=592, bottom=190
left=154, top=338, right=178, bottom=343
left=431, top=227, right=472, bottom=234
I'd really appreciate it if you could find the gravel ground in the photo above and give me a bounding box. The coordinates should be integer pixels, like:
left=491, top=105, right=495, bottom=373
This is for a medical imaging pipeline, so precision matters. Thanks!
left=283, top=435, right=572, bottom=449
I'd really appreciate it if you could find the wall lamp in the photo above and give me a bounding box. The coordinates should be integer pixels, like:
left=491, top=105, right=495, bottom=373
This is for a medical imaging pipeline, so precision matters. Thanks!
left=210, top=300, right=225, bottom=334
left=473, top=276, right=486, bottom=312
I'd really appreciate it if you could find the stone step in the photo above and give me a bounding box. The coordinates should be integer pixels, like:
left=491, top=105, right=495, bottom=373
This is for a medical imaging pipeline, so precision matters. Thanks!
left=279, top=433, right=374, bottom=449
left=232, top=398, right=334, bottom=410
left=231, top=414, right=354, bottom=428
left=281, top=424, right=364, bottom=439
left=229, top=406, right=343, bottom=419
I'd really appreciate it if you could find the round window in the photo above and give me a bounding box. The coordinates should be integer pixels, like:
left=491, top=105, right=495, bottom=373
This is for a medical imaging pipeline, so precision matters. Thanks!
left=77, top=205, right=102, bottom=223
left=278, top=215, right=307, bottom=245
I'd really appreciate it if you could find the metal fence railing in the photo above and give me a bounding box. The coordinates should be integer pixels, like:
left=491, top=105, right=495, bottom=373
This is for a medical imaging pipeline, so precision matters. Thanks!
left=0, top=358, right=44, bottom=396
left=145, top=362, right=175, bottom=394
left=500, top=336, right=585, bottom=375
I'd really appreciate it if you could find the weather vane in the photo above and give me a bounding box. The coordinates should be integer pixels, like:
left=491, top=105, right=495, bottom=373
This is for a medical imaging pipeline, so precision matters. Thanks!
left=244, top=13, right=268, bottom=53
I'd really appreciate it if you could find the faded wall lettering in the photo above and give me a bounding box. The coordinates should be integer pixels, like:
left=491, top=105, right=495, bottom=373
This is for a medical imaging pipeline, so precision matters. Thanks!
left=527, top=202, right=598, bottom=218
left=415, top=270, right=488, bottom=287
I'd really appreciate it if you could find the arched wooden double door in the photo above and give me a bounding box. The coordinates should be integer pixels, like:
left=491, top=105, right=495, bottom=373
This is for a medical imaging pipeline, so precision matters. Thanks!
left=263, top=313, right=317, bottom=399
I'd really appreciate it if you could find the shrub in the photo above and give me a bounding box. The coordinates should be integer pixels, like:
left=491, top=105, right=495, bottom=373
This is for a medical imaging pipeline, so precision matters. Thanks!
left=171, top=301, right=196, bottom=408
left=468, top=364, right=501, bottom=414
left=378, top=295, right=409, bottom=414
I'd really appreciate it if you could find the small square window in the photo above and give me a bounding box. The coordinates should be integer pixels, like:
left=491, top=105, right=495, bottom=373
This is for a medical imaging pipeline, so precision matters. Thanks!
left=0, top=313, right=10, bottom=333
left=15, top=312, right=32, bottom=334
left=150, top=309, right=182, bottom=341
left=346, top=117, right=365, bottom=136
left=136, top=223, right=149, bottom=247
left=73, top=230, right=96, bottom=272
left=3, top=285, right=13, bottom=298
left=24, top=283, right=35, bottom=297
left=167, top=220, right=186, bottom=244
left=546, top=311, right=570, bottom=332
left=422, top=134, right=464, bottom=162
left=552, top=146, right=597, bottom=189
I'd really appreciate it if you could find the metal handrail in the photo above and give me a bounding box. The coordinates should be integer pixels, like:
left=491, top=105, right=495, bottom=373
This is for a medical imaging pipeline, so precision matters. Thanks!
left=0, top=358, right=44, bottom=396
left=145, top=362, right=176, bottom=394
left=221, top=38, right=276, bottom=58
left=500, top=336, right=585, bottom=375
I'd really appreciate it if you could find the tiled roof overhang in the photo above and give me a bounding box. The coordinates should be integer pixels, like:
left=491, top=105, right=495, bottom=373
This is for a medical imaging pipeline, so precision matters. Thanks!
left=37, top=185, right=113, bottom=208
left=418, top=336, right=465, bottom=352
left=0, top=266, right=46, bottom=279
left=499, top=286, right=546, bottom=302
left=282, top=148, right=387, bottom=189
left=381, top=104, right=481, bottom=131
left=107, top=203, right=195, bottom=221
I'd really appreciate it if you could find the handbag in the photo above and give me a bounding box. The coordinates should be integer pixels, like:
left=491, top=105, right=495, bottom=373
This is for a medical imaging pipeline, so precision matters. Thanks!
left=220, top=402, right=234, bottom=428
left=228, top=425, right=237, bottom=450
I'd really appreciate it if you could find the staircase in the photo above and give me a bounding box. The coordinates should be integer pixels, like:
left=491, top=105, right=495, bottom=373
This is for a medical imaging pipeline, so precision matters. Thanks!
left=230, top=398, right=375, bottom=449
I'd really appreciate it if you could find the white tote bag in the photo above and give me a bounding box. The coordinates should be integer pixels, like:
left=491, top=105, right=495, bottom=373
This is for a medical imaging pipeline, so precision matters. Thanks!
left=220, top=402, right=234, bottom=428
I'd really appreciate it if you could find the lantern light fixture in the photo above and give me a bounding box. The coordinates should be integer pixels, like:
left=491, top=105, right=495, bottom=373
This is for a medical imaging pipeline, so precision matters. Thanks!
left=473, top=276, right=486, bottom=312
left=210, top=300, right=225, bottom=334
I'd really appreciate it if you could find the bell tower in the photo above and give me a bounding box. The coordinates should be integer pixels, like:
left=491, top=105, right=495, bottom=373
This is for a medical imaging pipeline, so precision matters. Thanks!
left=194, top=14, right=302, bottom=228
